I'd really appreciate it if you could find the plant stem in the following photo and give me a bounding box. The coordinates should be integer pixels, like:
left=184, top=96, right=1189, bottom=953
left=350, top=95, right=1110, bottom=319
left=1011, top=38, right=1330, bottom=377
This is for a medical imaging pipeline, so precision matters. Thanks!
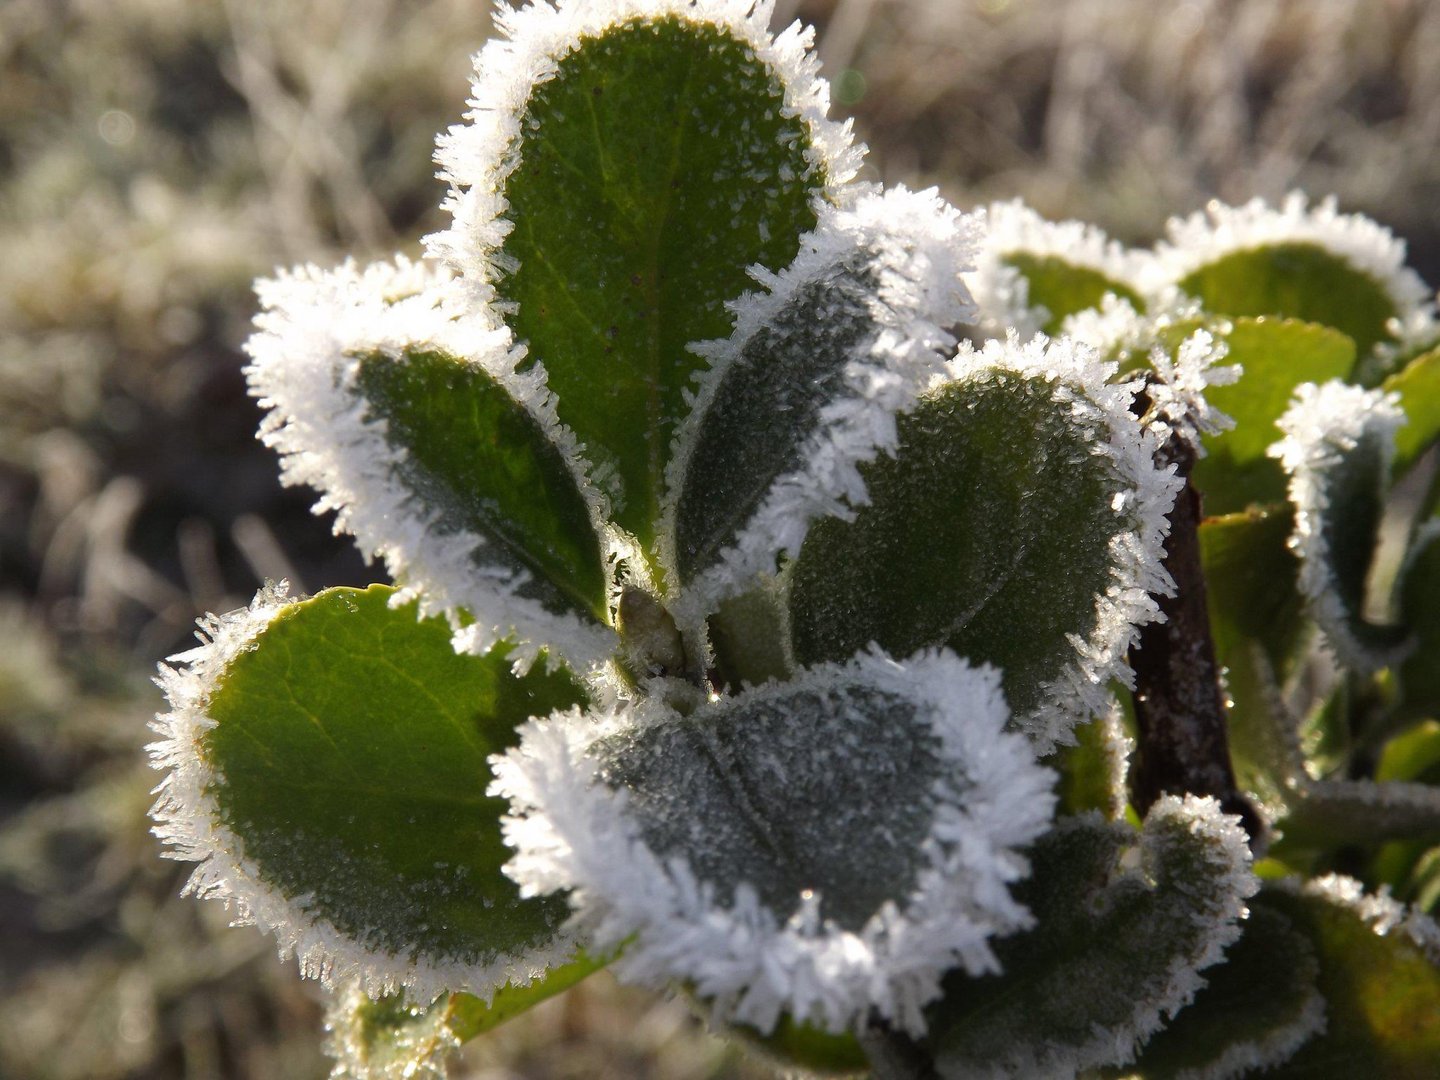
left=1128, top=425, right=1264, bottom=843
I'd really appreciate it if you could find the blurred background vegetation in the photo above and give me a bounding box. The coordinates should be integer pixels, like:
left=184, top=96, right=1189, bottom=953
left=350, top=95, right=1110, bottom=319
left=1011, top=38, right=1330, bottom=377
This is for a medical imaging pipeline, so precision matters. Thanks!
left=2, top=0, right=1438, bottom=1076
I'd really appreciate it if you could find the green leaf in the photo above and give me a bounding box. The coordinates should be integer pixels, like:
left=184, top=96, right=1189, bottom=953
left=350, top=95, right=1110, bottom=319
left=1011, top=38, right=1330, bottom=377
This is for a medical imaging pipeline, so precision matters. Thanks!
left=495, top=16, right=826, bottom=560
left=1256, top=879, right=1440, bottom=1077
left=495, top=648, right=1055, bottom=1035
left=593, top=680, right=949, bottom=933
left=733, top=1016, right=868, bottom=1076
left=1193, top=319, right=1356, bottom=515
left=666, top=188, right=970, bottom=604
left=1272, top=382, right=1410, bottom=671
left=1047, top=705, right=1131, bottom=819
left=1400, top=525, right=1440, bottom=717
left=1383, top=345, right=1440, bottom=480
left=1002, top=252, right=1143, bottom=333
left=1113, top=905, right=1323, bottom=1080
left=1177, top=242, right=1398, bottom=356
left=926, top=797, right=1255, bottom=1079
left=1198, top=507, right=1308, bottom=807
left=787, top=340, right=1173, bottom=750
left=190, top=585, right=588, bottom=994
left=356, top=348, right=608, bottom=623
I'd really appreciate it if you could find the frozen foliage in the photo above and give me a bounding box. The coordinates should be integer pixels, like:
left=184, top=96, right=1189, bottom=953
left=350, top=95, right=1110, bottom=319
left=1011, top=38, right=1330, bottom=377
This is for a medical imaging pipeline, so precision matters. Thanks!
left=933, top=795, right=1257, bottom=1080
left=966, top=199, right=1151, bottom=339
left=428, top=0, right=862, bottom=297
left=942, top=333, right=1182, bottom=751
left=245, top=256, right=618, bottom=675
left=149, top=583, right=575, bottom=1004
left=1154, top=192, right=1439, bottom=351
left=492, top=647, right=1055, bottom=1036
left=663, top=186, right=981, bottom=621
left=1268, top=379, right=1407, bottom=671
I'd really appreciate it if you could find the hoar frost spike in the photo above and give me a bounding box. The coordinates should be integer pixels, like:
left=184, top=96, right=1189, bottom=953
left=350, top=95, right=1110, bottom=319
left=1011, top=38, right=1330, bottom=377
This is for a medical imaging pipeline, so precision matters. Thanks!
left=491, top=647, right=1055, bottom=1037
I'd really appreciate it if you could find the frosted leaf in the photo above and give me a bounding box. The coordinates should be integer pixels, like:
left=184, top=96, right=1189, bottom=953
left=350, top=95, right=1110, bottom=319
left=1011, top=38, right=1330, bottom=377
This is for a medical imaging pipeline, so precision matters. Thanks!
left=788, top=332, right=1182, bottom=752
left=1268, top=379, right=1410, bottom=672
left=967, top=199, right=1152, bottom=339
left=1110, top=904, right=1325, bottom=1080
left=931, top=796, right=1257, bottom=1080
left=429, top=0, right=860, bottom=286
left=662, top=186, right=980, bottom=628
left=1253, top=874, right=1440, bottom=1073
left=148, top=585, right=585, bottom=1005
left=1154, top=192, right=1438, bottom=357
left=1049, top=698, right=1134, bottom=821
left=491, top=647, right=1055, bottom=1036
left=426, top=0, right=862, bottom=557
left=244, top=255, right=618, bottom=674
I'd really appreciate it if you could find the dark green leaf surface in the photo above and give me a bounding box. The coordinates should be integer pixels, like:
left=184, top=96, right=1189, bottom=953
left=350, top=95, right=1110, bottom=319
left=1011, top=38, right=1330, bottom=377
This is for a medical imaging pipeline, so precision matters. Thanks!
left=1002, top=252, right=1143, bottom=333
left=1114, top=905, right=1322, bottom=1079
left=1177, top=243, right=1398, bottom=356
left=1257, top=885, right=1440, bottom=1077
left=592, top=680, right=941, bottom=932
left=1309, top=414, right=1410, bottom=661
left=1199, top=507, right=1308, bottom=806
left=497, top=16, right=822, bottom=559
left=928, top=805, right=1251, bottom=1077
left=357, top=349, right=608, bottom=622
left=787, top=371, right=1122, bottom=722
left=1383, top=346, right=1440, bottom=480
left=203, top=585, right=587, bottom=971
left=1400, top=527, right=1440, bottom=718
left=672, top=256, right=880, bottom=585
left=1193, top=319, right=1356, bottom=515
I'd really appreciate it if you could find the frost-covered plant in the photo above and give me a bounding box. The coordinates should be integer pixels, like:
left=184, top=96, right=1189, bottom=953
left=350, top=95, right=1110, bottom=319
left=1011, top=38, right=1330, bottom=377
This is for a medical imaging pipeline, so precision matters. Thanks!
left=148, top=1, right=1440, bottom=1077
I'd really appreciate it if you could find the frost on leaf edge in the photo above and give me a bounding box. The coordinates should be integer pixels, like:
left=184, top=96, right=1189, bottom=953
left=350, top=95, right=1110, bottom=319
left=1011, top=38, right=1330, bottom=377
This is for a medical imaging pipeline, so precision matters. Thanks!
left=937, top=796, right=1257, bottom=1080
left=147, top=584, right=579, bottom=1006
left=1267, top=379, right=1408, bottom=673
left=491, top=646, right=1056, bottom=1037
left=659, top=185, right=981, bottom=626
left=427, top=0, right=864, bottom=294
left=244, top=255, right=619, bottom=675
left=1153, top=192, right=1439, bottom=354
left=966, top=199, right=1154, bottom=340
left=942, top=333, right=1183, bottom=752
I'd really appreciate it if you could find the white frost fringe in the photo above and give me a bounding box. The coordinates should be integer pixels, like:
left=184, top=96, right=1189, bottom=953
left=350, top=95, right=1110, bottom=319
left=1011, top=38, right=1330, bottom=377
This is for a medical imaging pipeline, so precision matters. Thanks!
left=1268, top=379, right=1406, bottom=672
left=967, top=199, right=1153, bottom=340
left=661, top=186, right=981, bottom=620
left=939, top=796, right=1256, bottom=1080
left=943, top=333, right=1184, bottom=752
left=148, top=584, right=576, bottom=1005
left=244, top=255, right=617, bottom=675
left=1153, top=192, right=1438, bottom=353
left=1276, top=872, right=1440, bottom=965
left=492, top=646, right=1056, bottom=1036
left=428, top=0, right=863, bottom=293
